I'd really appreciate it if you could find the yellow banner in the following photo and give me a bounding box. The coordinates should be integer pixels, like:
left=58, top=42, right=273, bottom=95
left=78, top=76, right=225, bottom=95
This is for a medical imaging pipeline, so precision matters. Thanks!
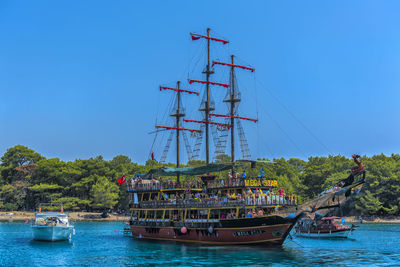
left=244, top=179, right=278, bottom=187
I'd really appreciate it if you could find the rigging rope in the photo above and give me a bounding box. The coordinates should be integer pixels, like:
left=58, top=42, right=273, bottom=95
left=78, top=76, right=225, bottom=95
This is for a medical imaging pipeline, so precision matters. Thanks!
left=256, top=79, right=332, bottom=155
left=261, top=107, right=307, bottom=158
left=241, top=79, right=307, bottom=158
left=254, top=73, right=261, bottom=158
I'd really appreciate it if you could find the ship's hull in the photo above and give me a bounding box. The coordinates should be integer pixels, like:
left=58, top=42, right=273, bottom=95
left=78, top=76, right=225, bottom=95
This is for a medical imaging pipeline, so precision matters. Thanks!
left=295, top=228, right=354, bottom=238
left=129, top=215, right=301, bottom=246
left=32, top=225, right=74, bottom=242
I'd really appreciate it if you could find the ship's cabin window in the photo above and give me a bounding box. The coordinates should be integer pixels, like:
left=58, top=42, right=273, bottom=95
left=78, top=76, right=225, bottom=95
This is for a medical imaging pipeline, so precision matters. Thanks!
left=199, top=209, right=208, bottom=219
left=209, top=209, right=219, bottom=219
left=139, top=210, right=146, bottom=219
left=164, top=210, right=170, bottom=220
left=218, top=209, right=235, bottom=220
left=187, top=210, right=202, bottom=219
left=171, top=210, right=180, bottom=221
left=131, top=211, right=138, bottom=220
left=170, top=210, right=184, bottom=221
left=147, top=210, right=155, bottom=219
left=238, top=208, right=246, bottom=218
left=155, top=210, right=163, bottom=219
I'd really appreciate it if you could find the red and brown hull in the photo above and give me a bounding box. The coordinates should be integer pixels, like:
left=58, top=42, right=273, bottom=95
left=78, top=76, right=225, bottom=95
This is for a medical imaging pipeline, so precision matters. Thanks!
left=129, top=214, right=302, bottom=246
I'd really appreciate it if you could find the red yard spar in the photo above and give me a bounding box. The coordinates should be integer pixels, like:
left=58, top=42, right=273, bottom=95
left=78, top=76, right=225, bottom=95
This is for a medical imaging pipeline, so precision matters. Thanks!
left=183, top=119, right=231, bottom=130
left=155, top=125, right=202, bottom=133
left=209, top=114, right=258, bottom=123
left=160, top=86, right=199, bottom=96
left=190, top=32, right=229, bottom=45
left=156, top=82, right=200, bottom=184
left=188, top=79, right=229, bottom=88
left=212, top=61, right=255, bottom=72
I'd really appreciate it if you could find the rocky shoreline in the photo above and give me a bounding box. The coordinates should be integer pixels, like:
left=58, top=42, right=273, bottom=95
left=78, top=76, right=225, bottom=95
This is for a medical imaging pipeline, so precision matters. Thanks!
left=0, top=211, right=129, bottom=222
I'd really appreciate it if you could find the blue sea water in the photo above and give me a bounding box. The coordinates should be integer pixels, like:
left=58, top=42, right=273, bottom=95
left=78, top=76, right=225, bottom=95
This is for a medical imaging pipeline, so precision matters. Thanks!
left=1, top=221, right=399, bottom=266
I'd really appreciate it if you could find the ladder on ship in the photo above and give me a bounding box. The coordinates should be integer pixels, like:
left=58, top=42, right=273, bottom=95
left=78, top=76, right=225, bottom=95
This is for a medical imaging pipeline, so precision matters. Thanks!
left=160, top=130, right=174, bottom=163
left=182, top=131, right=193, bottom=161
left=191, top=124, right=205, bottom=160
left=237, top=119, right=251, bottom=160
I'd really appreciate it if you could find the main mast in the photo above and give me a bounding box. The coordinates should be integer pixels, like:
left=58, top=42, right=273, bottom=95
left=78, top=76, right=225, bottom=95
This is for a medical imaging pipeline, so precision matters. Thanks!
left=230, top=55, right=236, bottom=173
left=189, top=28, right=229, bottom=164
left=205, top=28, right=212, bottom=165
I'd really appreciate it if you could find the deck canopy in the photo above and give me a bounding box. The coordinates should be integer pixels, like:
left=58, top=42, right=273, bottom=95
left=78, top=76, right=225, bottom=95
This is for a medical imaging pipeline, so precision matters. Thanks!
left=146, top=163, right=232, bottom=177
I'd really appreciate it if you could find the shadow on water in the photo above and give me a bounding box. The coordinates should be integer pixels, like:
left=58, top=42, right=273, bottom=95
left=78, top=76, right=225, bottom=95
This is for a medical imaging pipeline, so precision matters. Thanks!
left=29, top=239, right=74, bottom=247
left=123, top=238, right=304, bottom=266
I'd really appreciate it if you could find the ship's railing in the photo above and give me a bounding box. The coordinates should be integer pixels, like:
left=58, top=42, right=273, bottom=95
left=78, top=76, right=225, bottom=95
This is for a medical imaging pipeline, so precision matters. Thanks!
left=131, top=195, right=296, bottom=208
left=126, top=183, right=162, bottom=191
left=126, top=182, right=203, bottom=192
left=126, top=178, right=279, bottom=192
left=244, top=195, right=297, bottom=206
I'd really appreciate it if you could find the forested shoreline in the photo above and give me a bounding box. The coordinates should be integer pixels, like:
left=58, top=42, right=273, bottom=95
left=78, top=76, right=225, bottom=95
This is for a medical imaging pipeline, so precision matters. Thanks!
left=1, top=145, right=399, bottom=216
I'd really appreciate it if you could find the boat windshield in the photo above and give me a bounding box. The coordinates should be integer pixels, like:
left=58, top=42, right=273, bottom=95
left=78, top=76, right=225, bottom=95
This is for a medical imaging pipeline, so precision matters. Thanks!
left=35, top=213, right=69, bottom=225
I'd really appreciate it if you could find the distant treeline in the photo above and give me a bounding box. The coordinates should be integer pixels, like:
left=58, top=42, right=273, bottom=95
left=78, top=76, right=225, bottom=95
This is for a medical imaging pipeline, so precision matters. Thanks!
left=0, top=145, right=399, bottom=216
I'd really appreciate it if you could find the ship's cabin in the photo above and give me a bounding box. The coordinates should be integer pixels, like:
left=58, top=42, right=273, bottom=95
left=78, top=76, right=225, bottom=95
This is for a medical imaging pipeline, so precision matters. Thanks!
left=127, top=172, right=297, bottom=227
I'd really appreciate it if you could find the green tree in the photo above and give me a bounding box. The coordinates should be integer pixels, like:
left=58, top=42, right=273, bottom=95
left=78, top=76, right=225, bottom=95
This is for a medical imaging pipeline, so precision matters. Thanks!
left=90, top=176, right=119, bottom=211
left=1, top=145, right=44, bottom=167
left=1, top=145, right=44, bottom=184
left=0, top=183, right=27, bottom=210
left=27, top=183, right=62, bottom=209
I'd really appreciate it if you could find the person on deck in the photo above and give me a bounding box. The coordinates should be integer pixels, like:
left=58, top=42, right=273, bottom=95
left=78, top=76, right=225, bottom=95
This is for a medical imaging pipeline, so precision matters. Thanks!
left=278, top=188, right=285, bottom=196
left=258, top=209, right=264, bottom=216
left=228, top=172, right=233, bottom=186
left=252, top=209, right=257, bottom=217
left=233, top=171, right=238, bottom=185
left=247, top=210, right=253, bottom=218
left=240, top=171, right=246, bottom=185
left=342, top=154, right=365, bottom=187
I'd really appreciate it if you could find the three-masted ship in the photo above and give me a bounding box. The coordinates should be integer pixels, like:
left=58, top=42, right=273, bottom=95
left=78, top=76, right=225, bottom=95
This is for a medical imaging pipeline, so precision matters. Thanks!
left=127, top=28, right=303, bottom=246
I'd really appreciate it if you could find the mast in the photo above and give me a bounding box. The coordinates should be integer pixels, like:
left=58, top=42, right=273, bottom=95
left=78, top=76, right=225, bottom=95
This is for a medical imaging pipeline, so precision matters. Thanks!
left=176, top=81, right=181, bottom=184
left=211, top=58, right=256, bottom=164
left=157, top=83, right=199, bottom=185
left=230, top=55, right=235, bottom=173
left=205, top=28, right=211, bottom=165
left=189, top=28, right=229, bottom=164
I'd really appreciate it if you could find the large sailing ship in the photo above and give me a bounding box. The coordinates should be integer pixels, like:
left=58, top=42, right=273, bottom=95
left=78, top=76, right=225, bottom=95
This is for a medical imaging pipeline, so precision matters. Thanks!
left=126, top=28, right=304, bottom=246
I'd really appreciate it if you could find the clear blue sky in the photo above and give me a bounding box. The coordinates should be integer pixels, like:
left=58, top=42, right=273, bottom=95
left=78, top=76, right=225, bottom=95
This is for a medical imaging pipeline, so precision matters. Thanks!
left=1, top=0, right=399, bottom=164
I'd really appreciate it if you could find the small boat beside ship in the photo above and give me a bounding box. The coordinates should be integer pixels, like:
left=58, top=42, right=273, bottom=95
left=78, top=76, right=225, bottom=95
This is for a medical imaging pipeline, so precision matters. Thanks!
left=32, top=204, right=74, bottom=242
left=294, top=216, right=356, bottom=238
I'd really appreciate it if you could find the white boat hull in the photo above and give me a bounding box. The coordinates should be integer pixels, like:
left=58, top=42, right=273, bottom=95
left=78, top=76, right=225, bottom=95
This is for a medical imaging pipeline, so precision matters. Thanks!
left=295, top=229, right=353, bottom=238
left=32, top=225, right=74, bottom=241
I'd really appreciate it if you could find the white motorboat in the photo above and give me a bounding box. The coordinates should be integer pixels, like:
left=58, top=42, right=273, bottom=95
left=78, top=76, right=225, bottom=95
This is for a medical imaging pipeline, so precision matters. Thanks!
left=32, top=205, right=74, bottom=242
